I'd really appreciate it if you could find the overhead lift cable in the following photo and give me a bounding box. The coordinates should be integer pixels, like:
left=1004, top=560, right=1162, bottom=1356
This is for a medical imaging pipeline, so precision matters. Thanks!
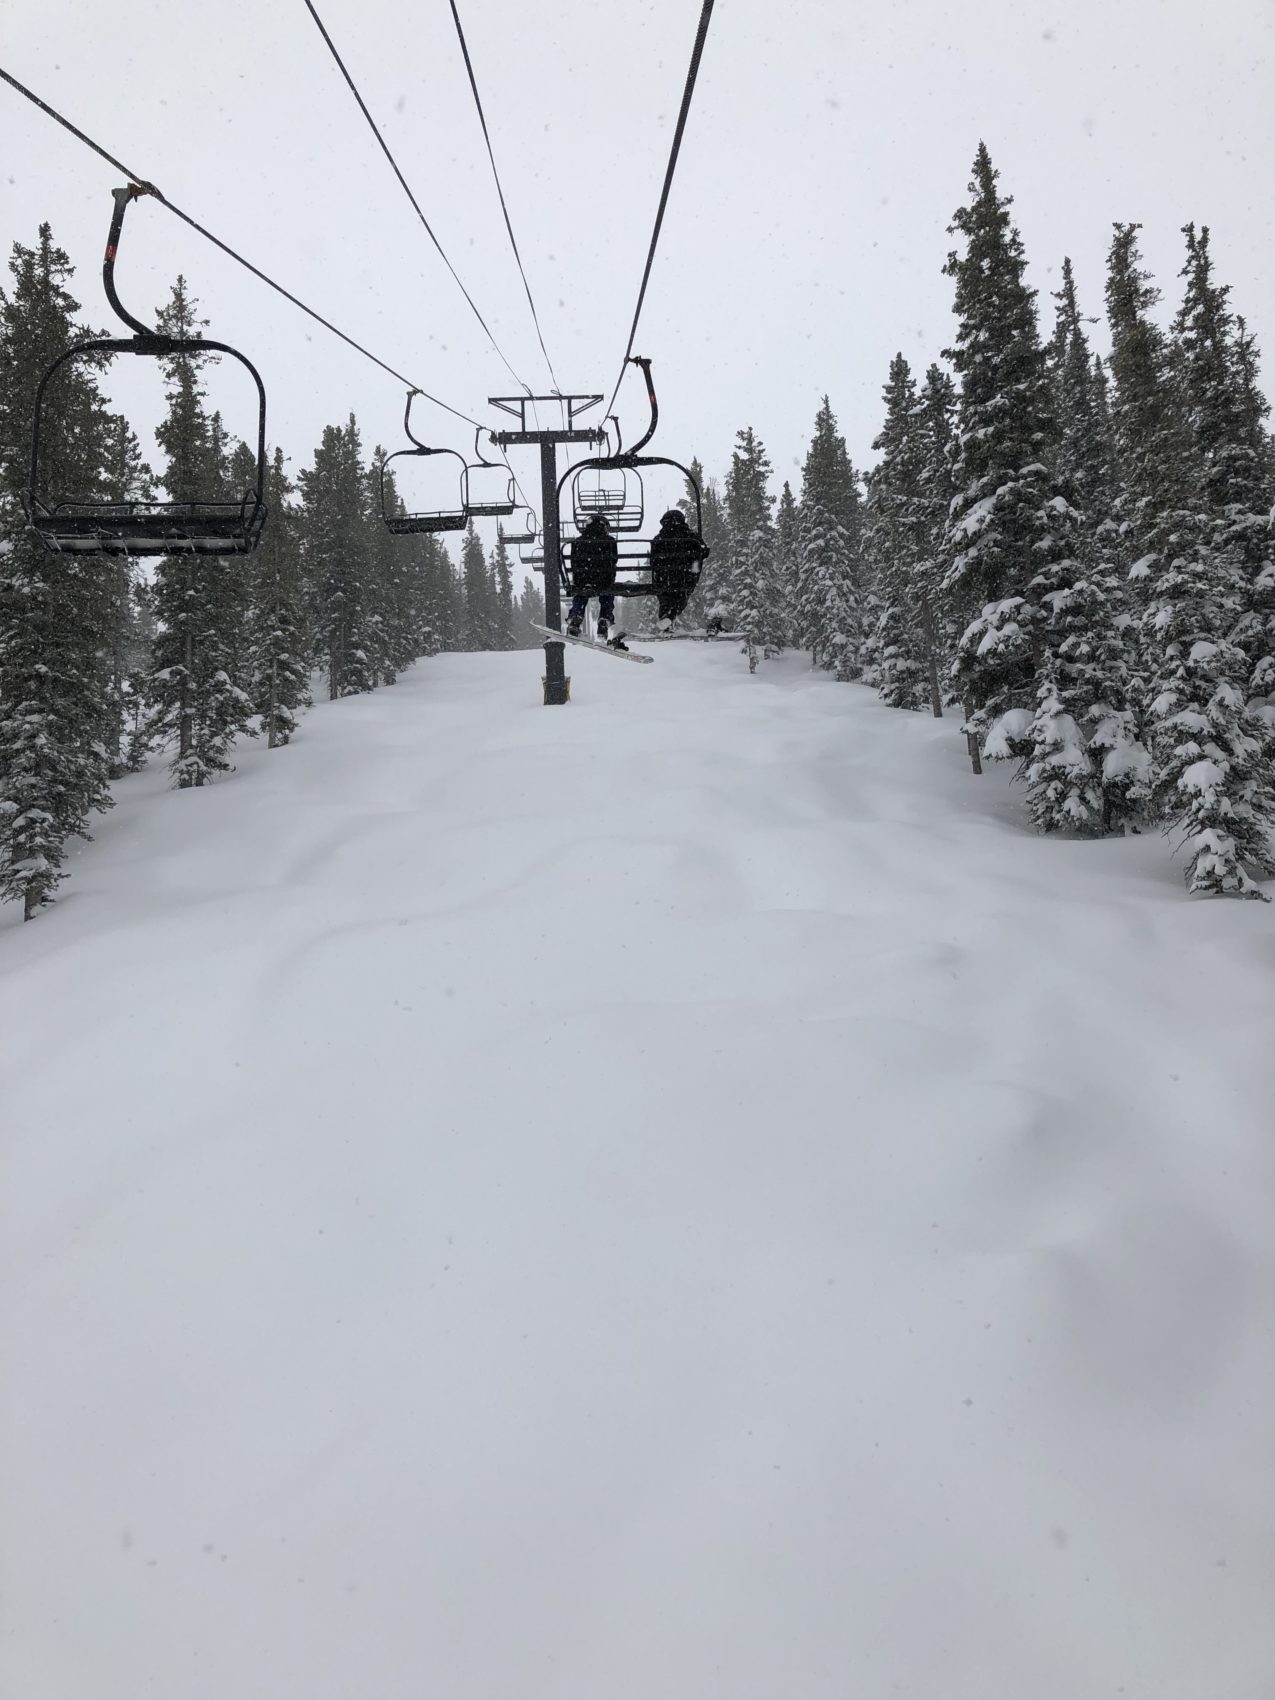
left=446, top=0, right=562, bottom=395
left=301, top=0, right=534, bottom=397
left=603, top=0, right=716, bottom=423
left=0, top=64, right=483, bottom=429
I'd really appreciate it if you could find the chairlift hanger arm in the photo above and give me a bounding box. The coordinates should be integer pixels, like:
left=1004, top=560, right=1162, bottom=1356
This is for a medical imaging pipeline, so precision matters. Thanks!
left=626, top=355, right=659, bottom=455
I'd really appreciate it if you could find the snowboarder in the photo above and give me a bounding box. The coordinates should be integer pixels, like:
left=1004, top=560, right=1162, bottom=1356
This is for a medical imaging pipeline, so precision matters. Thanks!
left=566, top=514, right=619, bottom=639
left=649, top=509, right=709, bottom=631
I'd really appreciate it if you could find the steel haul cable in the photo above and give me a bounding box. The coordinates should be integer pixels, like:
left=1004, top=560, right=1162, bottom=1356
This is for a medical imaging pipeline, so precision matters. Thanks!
left=0, top=64, right=483, bottom=429
left=301, top=0, right=534, bottom=398
left=604, top=0, right=716, bottom=424
left=446, top=0, right=561, bottom=396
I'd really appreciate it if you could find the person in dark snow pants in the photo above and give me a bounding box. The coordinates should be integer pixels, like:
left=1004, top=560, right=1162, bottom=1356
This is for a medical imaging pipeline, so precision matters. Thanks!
left=649, top=508, right=709, bottom=630
left=566, top=514, right=619, bottom=639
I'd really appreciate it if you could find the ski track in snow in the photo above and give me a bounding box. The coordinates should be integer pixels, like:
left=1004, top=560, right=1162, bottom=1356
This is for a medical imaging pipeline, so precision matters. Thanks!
left=2, top=647, right=1272, bottom=1700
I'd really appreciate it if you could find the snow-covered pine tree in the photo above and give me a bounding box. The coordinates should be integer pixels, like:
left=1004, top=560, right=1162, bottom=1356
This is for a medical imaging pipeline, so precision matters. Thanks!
left=362, top=446, right=396, bottom=684
left=247, top=447, right=309, bottom=746
left=800, top=396, right=868, bottom=667
left=1023, top=257, right=1149, bottom=832
left=940, top=144, right=1076, bottom=774
left=732, top=527, right=769, bottom=672
left=412, top=531, right=457, bottom=652
left=515, top=576, right=547, bottom=647
left=300, top=414, right=375, bottom=699
left=1231, top=316, right=1275, bottom=710
left=0, top=225, right=116, bottom=917
left=678, top=458, right=727, bottom=629
left=1104, top=224, right=1196, bottom=627
left=800, top=395, right=862, bottom=539
left=1138, top=225, right=1275, bottom=896
left=915, top=363, right=958, bottom=713
left=98, top=411, right=154, bottom=775
left=144, top=280, right=255, bottom=784
left=1048, top=258, right=1114, bottom=524
left=460, top=520, right=494, bottom=650
left=865, top=353, right=931, bottom=711
left=799, top=502, right=859, bottom=681
left=121, top=578, right=156, bottom=772
left=491, top=529, right=516, bottom=650
left=724, top=428, right=782, bottom=653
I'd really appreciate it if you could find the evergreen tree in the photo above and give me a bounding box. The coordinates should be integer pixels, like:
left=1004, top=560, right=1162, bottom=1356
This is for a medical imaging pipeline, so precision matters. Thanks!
left=99, top=412, right=154, bottom=774
left=800, top=396, right=862, bottom=540
left=866, top=354, right=932, bottom=710
left=732, top=527, right=769, bottom=672
left=460, top=520, right=493, bottom=649
left=491, top=529, right=516, bottom=650
left=799, top=503, right=860, bottom=681
left=940, top=144, right=1076, bottom=772
left=121, top=579, right=156, bottom=772
left=1048, top=258, right=1113, bottom=524
left=364, top=446, right=417, bottom=684
left=1018, top=259, right=1150, bottom=831
left=679, top=459, right=728, bottom=629
left=515, top=575, right=547, bottom=647
left=247, top=446, right=310, bottom=746
left=300, top=414, right=374, bottom=698
left=801, top=397, right=868, bottom=665
left=144, top=281, right=256, bottom=785
left=724, top=428, right=784, bottom=651
left=1138, top=225, right=1275, bottom=895
left=915, top=363, right=959, bottom=714
left=0, top=226, right=115, bottom=917
left=1104, top=223, right=1195, bottom=616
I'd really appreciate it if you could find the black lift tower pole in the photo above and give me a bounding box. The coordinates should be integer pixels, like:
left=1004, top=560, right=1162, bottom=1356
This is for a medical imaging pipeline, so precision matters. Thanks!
left=489, top=393, right=602, bottom=705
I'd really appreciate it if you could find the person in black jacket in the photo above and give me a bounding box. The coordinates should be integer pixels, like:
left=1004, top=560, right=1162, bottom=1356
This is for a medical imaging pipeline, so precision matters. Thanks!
left=566, top=514, right=619, bottom=639
left=649, top=509, right=709, bottom=631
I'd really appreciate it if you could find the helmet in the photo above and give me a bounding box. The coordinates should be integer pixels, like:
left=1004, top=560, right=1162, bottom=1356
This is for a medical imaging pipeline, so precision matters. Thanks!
left=585, top=513, right=610, bottom=531
left=660, top=508, right=687, bottom=527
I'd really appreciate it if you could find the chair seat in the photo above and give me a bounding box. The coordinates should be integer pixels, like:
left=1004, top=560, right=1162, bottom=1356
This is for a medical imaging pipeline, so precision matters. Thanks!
left=28, top=496, right=266, bottom=557
left=385, top=512, right=469, bottom=536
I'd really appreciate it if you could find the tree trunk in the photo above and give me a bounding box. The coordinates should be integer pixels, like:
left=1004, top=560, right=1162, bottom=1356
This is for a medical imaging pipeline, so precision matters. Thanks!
left=180, top=628, right=196, bottom=786
left=963, top=700, right=983, bottom=775
left=920, top=608, right=944, bottom=718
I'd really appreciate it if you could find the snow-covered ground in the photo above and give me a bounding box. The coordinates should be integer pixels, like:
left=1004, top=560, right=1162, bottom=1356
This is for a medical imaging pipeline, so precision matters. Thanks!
left=3, top=645, right=1272, bottom=1699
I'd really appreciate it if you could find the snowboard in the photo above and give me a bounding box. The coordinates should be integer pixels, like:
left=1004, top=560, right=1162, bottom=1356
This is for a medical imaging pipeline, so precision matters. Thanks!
left=621, top=628, right=745, bottom=643
left=529, top=623, right=654, bottom=664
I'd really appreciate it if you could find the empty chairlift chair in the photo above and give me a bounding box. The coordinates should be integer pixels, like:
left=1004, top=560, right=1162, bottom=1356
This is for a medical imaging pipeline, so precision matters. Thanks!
left=381, top=390, right=469, bottom=535
left=24, top=184, right=268, bottom=557
left=461, top=433, right=517, bottom=520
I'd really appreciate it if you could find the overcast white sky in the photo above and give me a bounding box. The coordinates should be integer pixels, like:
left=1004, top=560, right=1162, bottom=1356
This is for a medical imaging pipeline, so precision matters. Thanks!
left=4, top=0, right=1273, bottom=522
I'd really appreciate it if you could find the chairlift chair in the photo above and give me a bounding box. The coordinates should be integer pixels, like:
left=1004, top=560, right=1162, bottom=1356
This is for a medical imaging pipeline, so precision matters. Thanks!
left=24, top=185, right=267, bottom=557
left=499, top=508, right=538, bottom=547
left=382, top=390, right=469, bottom=535
left=571, top=464, right=644, bottom=532
left=461, top=431, right=516, bottom=519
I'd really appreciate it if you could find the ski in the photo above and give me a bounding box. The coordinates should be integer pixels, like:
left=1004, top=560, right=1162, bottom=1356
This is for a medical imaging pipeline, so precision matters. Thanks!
left=529, top=623, right=654, bottom=664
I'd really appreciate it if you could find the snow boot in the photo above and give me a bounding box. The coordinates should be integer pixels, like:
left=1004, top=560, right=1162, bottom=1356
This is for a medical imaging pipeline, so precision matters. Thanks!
left=566, top=617, right=582, bottom=638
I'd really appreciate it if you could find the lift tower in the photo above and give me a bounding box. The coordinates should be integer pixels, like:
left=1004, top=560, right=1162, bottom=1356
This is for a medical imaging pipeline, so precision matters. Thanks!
left=489, top=393, right=602, bottom=705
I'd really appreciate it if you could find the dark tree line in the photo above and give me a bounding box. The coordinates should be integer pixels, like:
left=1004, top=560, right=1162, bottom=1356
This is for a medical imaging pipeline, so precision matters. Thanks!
left=0, top=224, right=544, bottom=919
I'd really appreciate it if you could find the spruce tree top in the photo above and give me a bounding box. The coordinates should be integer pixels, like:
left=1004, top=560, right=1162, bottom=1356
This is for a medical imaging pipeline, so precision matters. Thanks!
left=944, top=143, right=1049, bottom=437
